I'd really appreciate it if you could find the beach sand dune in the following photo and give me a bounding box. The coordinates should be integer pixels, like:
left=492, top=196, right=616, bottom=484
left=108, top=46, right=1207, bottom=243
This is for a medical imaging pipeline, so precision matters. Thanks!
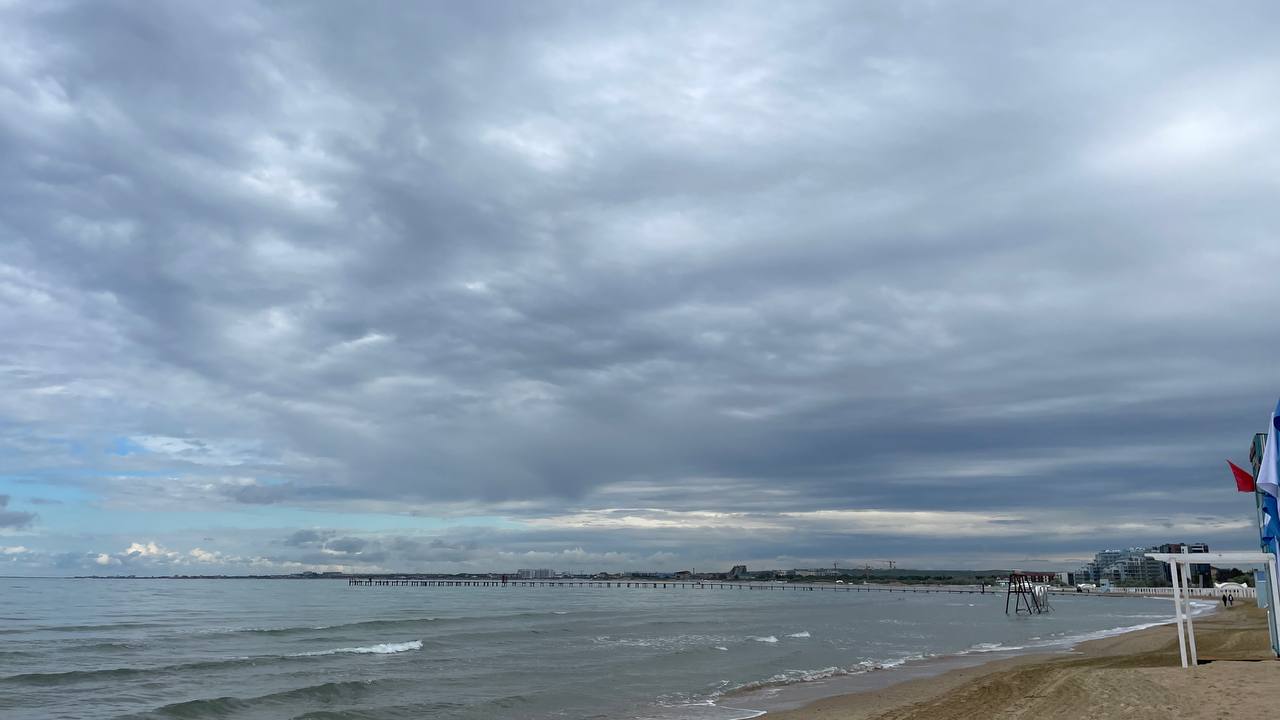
left=774, top=605, right=1276, bottom=720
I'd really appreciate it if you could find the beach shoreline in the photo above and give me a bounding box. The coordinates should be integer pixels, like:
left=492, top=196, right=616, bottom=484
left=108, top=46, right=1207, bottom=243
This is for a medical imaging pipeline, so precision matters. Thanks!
left=721, top=594, right=1208, bottom=712
left=718, top=595, right=1209, bottom=716
left=751, top=604, right=1273, bottom=719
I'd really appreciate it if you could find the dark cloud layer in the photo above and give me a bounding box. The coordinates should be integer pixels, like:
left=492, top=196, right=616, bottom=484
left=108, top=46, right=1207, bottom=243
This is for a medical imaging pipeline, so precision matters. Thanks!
left=0, top=496, right=36, bottom=529
left=2, top=1, right=1278, bottom=572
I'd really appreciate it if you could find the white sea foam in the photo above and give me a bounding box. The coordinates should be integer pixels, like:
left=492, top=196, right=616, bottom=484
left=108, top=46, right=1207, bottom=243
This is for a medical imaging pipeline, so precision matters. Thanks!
left=656, top=699, right=766, bottom=719
left=1189, top=600, right=1217, bottom=615
left=872, top=653, right=928, bottom=670
left=786, top=631, right=811, bottom=638
left=960, top=606, right=1205, bottom=658
left=293, top=640, right=423, bottom=657
left=551, top=611, right=568, bottom=615
left=749, top=636, right=778, bottom=643
left=965, top=641, right=1022, bottom=653
left=714, top=646, right=729, bottom=651
left=726, top=653, right=931, bottom=697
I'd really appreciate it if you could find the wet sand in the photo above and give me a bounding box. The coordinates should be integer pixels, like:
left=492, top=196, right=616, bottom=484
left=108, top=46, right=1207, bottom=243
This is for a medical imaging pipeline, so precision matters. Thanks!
left=769, top=604, right=1276, bottom=719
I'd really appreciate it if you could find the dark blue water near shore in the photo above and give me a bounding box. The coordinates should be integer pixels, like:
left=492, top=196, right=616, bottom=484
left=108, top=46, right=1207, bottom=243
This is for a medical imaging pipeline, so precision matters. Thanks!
left=0, top=578, right=1177, bottom=719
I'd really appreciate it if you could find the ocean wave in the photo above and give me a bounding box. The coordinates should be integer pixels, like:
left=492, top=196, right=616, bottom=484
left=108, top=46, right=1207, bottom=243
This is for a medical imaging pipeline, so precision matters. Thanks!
left=0, top=621, right=163, bottom=635
left=958, top=613, right=1186, bottom=658
left=0, top=657, right=258, bottom=686
left=964, top=641, right=1023, bottom=653
left=192, top=617, right=444, bottom=637
left=748, top=636, right=778, bottom=643
left=2, top=640, right=423, bottom=686
left=592, top=633, right=737, bottom=650
left=190, top=607, right=595, bottom=639
left=1035, top=620, right=1172, bottom=648
left=786, top=631, right=810, bottom=638
left=725, top=653, right=930, bottom=696
left=76, top=640, right=143, bottom=652
left=145, top=679, right=382, bottom=717
left=650, top=699, right=766, bottom=720
left=292, top=640, right=423, bottom=656
left=874, top=654, right=928, bottom=669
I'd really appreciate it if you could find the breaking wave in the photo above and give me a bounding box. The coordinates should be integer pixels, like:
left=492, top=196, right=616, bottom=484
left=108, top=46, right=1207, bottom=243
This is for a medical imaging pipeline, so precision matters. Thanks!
left=292, top=640, right=423, bottom=656
left=724, top=654, right=931, bottom=695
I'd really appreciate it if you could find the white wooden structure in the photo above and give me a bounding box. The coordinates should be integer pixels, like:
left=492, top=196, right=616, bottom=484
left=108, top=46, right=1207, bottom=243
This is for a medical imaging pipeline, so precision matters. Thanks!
left=1145, top=551, right=1280, bottom=668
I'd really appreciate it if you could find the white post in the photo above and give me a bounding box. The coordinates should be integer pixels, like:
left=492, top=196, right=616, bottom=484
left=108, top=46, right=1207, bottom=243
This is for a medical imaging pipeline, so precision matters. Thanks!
left=1270, top=557, right=1280, bottom=658
left=1169, top=560, right=1188, bottom=668
left=1181, top=560, right=1198, bottom=666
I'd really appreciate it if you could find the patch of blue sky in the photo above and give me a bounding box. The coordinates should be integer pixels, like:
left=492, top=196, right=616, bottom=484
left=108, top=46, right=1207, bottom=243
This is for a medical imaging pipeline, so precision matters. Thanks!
left=109, top=437, right=147, bottom=456
left=0, top=477, right=93, bottom=505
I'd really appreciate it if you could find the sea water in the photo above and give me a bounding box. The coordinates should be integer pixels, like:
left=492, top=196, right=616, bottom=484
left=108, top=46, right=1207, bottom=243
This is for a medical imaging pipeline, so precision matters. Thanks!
left=0, top=579, right=1184, bottom=719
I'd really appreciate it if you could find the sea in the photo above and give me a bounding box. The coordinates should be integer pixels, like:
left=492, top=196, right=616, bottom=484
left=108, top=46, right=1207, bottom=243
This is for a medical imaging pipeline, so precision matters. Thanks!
left=0, top=578, right=1195, bottom=720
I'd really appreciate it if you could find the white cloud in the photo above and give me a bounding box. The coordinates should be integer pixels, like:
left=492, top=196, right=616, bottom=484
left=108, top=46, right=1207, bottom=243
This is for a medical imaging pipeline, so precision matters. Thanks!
left=188, top=547, right=224, bottom=563
left=123, top=541, right=181, bottom=562
left=527, top=509, right=783, bottom=531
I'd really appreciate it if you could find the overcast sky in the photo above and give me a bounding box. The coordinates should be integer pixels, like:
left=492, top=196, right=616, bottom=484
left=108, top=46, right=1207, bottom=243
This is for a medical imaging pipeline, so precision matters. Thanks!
left=2, top=1, right=1277, bottom=576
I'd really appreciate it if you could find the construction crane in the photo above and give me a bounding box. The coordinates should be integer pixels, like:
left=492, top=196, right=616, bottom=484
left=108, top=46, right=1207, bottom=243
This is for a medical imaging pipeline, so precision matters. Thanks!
left=860, top=560, right=896, bottom=582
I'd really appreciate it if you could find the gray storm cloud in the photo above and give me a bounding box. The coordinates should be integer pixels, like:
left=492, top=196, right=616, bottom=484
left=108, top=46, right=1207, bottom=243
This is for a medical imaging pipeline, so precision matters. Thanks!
left=0, top=496, right=36, bottom=530
left=1, top=1, right=1278, bottom=571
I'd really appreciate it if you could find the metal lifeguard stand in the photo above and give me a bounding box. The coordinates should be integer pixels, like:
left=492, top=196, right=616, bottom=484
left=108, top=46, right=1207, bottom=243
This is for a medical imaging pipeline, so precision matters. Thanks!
left=1005, top=572, right=1050, bottom=614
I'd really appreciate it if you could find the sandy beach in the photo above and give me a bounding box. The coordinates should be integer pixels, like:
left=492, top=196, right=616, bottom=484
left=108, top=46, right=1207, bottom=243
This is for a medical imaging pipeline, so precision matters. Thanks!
left=770, top=604, right=1277, bottom=719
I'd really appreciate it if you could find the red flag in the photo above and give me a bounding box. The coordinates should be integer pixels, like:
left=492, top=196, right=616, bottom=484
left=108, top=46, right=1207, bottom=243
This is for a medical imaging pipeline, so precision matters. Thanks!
left=1228, top=460, right=1256, bottom=493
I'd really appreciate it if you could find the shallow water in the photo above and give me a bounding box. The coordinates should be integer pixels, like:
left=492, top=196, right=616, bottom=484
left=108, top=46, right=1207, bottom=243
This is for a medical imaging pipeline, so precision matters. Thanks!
left=0, top=578, right=1179, bottom=719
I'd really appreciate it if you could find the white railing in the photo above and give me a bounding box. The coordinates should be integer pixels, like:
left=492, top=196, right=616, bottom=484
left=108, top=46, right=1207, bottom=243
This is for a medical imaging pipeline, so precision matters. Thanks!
left=1072, top=586, right=1257, bottom=598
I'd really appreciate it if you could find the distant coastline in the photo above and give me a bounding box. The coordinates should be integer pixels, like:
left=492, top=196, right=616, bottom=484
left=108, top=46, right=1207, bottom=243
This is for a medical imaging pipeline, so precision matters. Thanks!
left=30, top=569, right=1042, bottom=583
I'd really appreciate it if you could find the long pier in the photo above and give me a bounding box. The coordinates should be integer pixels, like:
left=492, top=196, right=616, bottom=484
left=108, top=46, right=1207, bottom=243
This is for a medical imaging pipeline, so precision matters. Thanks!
left=345, top=578, right=1203, bottom=599
left=348, top=578, right=996, bottom=594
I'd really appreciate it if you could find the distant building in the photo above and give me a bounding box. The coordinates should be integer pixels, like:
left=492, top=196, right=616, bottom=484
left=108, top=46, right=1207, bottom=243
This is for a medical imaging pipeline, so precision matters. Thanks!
left=1080, top=543, right=1172, bottom=584
left=625, top=571, right=670, bottom=578
left=517, top=568, right=553, bottom=579
left=674, top=570, right=693, bottom=579
left=1077, top=550, right=1123, bottom=583
left=727, top=565, right=748, bottom=580
left=1077, top=544, right=1209, bottom=587
left=1186, top=542, right=1211, bottom=587
left=795, top=567, right=839, bottom=577
left=1153, top=543, right=1212, bottom=587
left=1104, top=553, right=1165, bottom=585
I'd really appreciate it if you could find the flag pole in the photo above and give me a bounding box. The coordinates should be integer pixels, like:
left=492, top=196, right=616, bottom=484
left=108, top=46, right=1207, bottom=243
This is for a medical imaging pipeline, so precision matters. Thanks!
left=1251, top=427, right=1280, bottom=656
left=1257, top=487, right=1278, bottom=656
